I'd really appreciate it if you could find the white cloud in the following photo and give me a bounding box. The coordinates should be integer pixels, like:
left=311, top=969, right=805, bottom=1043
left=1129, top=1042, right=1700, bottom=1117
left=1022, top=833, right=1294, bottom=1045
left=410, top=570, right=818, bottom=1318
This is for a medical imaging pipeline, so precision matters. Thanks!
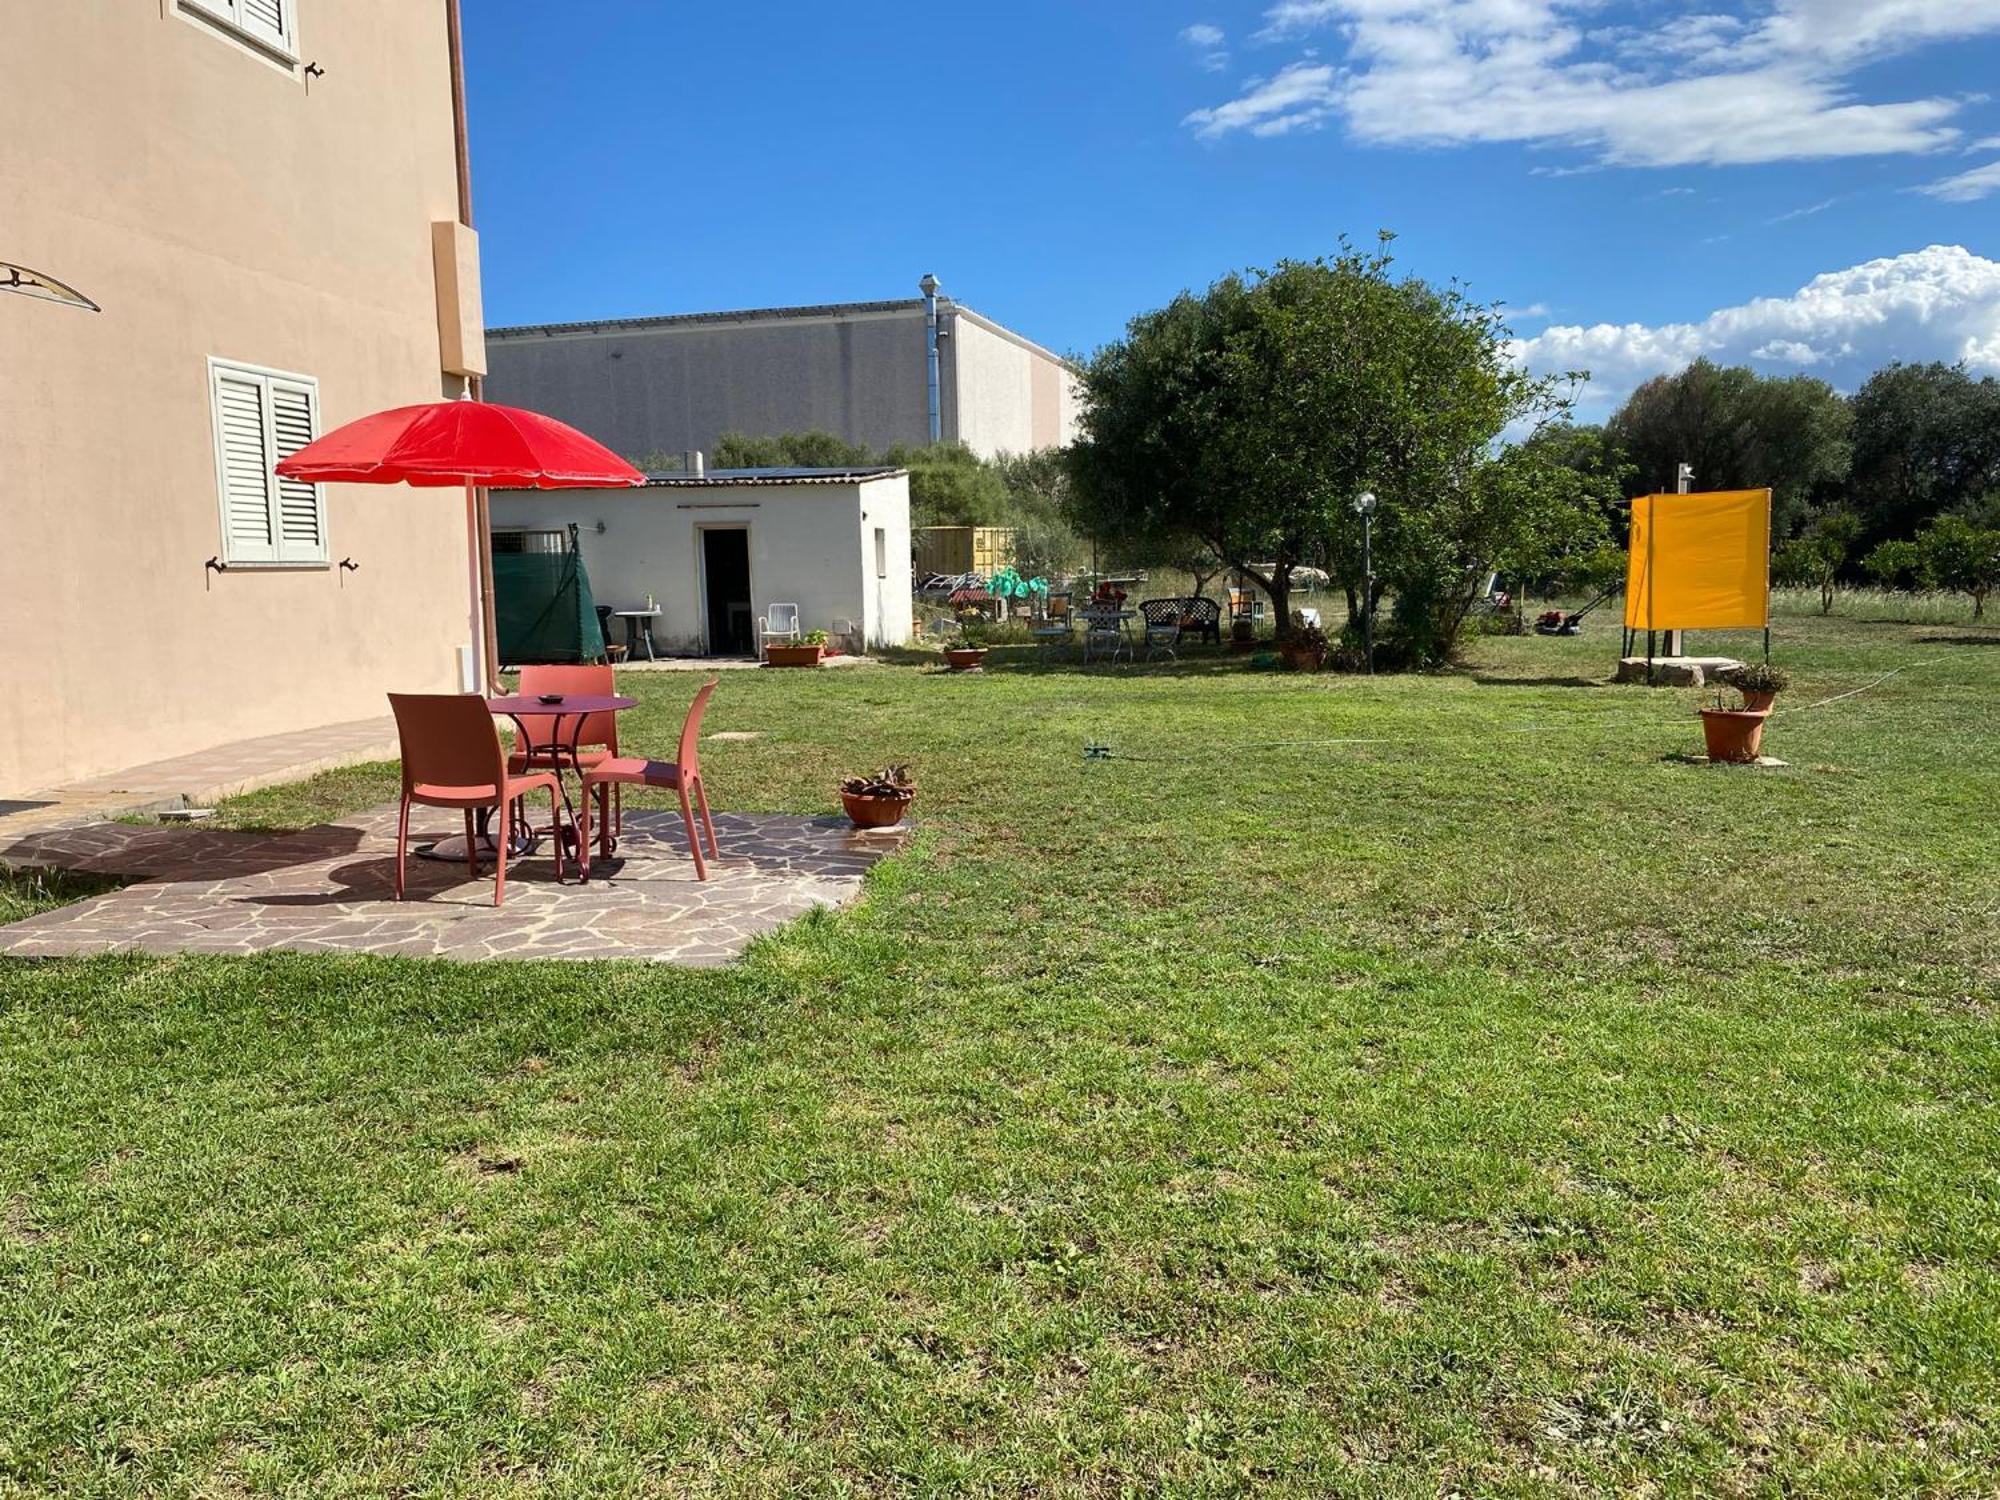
left=1185, top=61, right=1340, bottom=139
left=1766, top=197, right=1836, bottom=224
left=1192, top=0, right=2000, bottom=167
left=1512, top=245, right=2000, bottom=414
left=1179, top=22, right=1231, bottom=73
left=1919, top=159, right=2000, bottom=201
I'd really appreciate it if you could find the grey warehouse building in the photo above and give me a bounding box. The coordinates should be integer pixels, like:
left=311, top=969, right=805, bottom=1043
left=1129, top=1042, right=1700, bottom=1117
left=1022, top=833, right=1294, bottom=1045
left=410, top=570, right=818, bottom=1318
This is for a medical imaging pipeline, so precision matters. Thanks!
left=485, top=285, right=1081, bottom=462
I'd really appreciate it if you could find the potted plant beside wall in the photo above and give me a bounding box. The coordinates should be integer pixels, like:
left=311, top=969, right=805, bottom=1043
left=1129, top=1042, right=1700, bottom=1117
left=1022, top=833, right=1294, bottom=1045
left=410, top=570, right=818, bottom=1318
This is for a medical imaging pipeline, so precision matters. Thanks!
left=766, top=629, right=826, bottom=668
left=840, top=764, right=916, bottom=829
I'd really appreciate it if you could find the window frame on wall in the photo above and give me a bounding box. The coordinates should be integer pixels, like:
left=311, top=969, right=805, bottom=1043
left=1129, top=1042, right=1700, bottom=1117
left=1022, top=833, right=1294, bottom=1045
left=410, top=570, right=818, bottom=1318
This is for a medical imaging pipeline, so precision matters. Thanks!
left=207, top=357, right=329, bottom=569
left=179, top=0, right=299, bottom=63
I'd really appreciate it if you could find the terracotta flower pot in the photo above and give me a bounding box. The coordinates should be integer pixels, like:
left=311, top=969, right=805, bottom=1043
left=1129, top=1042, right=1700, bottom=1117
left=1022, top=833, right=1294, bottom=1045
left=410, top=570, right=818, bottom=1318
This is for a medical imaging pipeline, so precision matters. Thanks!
left=765, top=644, right=823, bottom=668
left=945, top=647, right=988, bottom=672
left=1280, top=644, right=1324, bottom=673
left=841, top=789, right=914, bottom=828
left=1698, top=707, right=1770, bottom=764
left=1737, top=690, right=1778, bottom=712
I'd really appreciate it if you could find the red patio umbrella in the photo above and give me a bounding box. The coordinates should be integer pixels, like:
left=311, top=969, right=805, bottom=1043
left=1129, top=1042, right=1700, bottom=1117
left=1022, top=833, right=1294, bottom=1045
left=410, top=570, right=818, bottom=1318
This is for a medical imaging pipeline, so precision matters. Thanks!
left=276, top=396, right=644, bottom=689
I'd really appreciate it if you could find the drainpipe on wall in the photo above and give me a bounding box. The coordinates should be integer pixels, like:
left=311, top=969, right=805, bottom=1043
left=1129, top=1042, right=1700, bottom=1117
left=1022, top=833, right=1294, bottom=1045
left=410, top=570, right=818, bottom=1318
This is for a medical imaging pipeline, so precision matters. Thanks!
left=446, top=0, right=501, bottom=691
left=920, top=272, right=942, bottom=446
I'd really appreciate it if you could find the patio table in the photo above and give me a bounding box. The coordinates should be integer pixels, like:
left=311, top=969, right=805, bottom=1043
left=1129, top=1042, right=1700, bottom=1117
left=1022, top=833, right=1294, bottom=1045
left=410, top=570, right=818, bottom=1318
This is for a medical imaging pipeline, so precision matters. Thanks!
left=611, top=608, right=662, bottom=661
left=417, top=692, right=636, bottom=868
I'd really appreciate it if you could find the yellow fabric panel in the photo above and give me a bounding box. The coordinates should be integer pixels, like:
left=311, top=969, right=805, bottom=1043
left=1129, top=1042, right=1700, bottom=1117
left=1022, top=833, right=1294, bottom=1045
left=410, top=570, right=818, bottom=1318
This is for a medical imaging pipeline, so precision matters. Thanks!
left=1623, top=489, right=1771, bottom=630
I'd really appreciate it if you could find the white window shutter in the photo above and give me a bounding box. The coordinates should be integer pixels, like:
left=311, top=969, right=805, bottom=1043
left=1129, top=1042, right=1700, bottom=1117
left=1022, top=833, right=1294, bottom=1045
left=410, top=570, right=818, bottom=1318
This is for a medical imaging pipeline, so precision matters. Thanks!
left=215, top=372, right=277, bottom=563
left=237, top=0, right=292, bottom=51
left=210, top=359, right=324, bottom=566
left=269, top=380, right=325, bottom=561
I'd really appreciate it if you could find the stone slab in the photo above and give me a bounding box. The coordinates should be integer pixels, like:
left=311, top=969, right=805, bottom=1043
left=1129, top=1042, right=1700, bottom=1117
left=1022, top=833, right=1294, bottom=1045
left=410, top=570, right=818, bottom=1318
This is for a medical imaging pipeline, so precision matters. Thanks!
left=1614, top=655, right=1745, bottom=687
left=0, top=804, right=903, bottom=965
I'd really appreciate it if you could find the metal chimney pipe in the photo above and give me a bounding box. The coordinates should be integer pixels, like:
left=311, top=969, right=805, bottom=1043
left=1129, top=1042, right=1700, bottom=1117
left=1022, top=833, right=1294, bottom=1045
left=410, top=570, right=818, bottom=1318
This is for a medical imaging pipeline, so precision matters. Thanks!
left=685, top=449, right=705, bottom=478
left=920, top=272, right=942, bottom=446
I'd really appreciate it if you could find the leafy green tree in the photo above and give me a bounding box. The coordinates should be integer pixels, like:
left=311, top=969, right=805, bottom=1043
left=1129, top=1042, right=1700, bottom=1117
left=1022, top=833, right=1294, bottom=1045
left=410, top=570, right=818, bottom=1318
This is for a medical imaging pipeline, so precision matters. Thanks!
left=1861, top=538, right=1921, bottom=591
left=1068, top=240, right=1571, bottom=656
left=1773, top=509, right=1862, bottom=614
left=1917, top=513, right=2000, bottom=619
left=1848, top=364, right=2000, bottom=548
left=990, top=449, right=1086, bottom=576
left=1506, top=423, right=1634, bottom=588
left=713, top=430, right=872, bottom=469
left=1606, top=360, right=1850, bottom=536
left=881, top=441, right=1011, bottom=530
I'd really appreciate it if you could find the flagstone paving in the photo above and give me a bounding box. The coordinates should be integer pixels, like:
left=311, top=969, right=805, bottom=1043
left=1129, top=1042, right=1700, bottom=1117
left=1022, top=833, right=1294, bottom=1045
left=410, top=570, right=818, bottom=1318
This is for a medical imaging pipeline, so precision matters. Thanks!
left=0, top=805, right=904, bottom=964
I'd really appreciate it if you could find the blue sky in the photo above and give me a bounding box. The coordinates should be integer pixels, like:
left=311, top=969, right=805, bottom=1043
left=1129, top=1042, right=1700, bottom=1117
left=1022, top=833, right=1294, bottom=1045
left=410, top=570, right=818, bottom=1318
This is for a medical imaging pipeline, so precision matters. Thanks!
left=466, top=0, right=2000, bottom=418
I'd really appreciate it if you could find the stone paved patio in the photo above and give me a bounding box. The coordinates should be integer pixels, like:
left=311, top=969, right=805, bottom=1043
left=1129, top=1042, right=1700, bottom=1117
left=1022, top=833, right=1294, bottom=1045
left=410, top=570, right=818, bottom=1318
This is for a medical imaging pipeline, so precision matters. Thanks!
left=0, top=805, right=905, bottom=964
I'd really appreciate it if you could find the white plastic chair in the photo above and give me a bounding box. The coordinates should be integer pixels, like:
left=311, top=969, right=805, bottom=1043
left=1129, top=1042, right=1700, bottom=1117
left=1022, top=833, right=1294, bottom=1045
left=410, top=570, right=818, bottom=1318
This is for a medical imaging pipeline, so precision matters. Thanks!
left=762, top=603, right=800, bottom=647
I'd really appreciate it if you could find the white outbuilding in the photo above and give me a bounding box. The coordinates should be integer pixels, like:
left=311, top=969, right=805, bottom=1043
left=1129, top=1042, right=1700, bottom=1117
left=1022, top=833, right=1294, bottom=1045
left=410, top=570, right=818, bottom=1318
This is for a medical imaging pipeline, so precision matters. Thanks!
left=490, top=466, right=914, bottom=657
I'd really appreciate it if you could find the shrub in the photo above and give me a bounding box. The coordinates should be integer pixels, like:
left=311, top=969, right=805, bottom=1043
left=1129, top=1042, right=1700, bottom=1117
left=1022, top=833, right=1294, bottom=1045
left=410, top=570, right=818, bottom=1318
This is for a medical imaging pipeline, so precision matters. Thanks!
left=1718, top=663, right=1790, bottom=696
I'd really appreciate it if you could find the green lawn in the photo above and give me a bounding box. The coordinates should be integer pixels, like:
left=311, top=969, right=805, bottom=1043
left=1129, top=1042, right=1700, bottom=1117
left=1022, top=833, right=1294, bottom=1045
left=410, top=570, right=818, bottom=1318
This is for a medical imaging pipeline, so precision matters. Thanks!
left=2, top=601, right=1996, bottom=1496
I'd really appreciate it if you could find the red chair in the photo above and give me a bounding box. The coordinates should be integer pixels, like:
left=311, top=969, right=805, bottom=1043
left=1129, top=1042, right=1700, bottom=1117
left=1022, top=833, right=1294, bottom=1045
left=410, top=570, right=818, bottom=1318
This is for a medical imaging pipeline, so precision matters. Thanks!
left=388, top=693, right=566, bottom=908
left=513, top=663, right=627, bottom=841
left=510, top=664, right=620, bottom=774
left=578, top=679, right=720, bottom=880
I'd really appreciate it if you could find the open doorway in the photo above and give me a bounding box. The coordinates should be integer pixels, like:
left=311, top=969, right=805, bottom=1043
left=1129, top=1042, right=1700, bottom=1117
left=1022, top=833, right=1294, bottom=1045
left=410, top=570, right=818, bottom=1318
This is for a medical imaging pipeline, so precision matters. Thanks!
left=700, top=527, right=754, bottom=655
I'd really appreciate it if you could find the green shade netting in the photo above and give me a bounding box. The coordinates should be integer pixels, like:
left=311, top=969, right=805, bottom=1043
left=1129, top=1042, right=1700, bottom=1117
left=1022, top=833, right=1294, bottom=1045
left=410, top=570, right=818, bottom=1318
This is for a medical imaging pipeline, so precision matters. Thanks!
left=493, top=533, right=607, bottom=664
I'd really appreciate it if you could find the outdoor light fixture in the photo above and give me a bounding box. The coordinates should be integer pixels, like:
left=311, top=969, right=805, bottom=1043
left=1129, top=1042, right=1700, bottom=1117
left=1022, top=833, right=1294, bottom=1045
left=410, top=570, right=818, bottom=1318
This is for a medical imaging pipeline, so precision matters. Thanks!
left=1353, top=491, right=1378, bottom=675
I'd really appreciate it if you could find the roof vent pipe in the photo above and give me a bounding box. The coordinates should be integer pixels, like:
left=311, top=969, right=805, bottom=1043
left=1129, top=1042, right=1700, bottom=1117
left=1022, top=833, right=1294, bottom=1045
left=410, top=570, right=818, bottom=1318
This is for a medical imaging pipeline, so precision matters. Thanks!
left=685, top=449, right=705, bottom=478
left=920, top=272, right=942, bottom=446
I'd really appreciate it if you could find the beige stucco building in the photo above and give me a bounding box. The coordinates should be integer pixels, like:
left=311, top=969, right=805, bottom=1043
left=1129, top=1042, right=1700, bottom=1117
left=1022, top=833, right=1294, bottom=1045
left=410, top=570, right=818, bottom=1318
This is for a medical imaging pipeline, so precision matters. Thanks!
left=0, top=0, right=486, bottom=797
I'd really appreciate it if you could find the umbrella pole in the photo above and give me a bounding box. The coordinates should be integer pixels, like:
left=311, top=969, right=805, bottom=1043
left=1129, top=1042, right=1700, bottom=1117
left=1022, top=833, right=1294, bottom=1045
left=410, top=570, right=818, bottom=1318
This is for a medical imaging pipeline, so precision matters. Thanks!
left=464, top=480, right=487, bottom=694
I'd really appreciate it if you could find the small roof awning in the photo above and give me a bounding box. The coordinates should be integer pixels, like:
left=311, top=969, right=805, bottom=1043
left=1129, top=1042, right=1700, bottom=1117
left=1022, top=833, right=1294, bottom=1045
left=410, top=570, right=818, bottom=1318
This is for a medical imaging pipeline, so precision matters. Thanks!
left=1, top=262, right=100, bottom=312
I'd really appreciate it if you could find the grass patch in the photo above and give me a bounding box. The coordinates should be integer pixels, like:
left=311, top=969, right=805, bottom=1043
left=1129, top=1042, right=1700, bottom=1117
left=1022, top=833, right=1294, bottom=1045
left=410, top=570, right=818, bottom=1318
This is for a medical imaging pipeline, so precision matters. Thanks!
left=0, top=866, right=122, bottom=925
left=0, top=603, right=1995, bottom=1494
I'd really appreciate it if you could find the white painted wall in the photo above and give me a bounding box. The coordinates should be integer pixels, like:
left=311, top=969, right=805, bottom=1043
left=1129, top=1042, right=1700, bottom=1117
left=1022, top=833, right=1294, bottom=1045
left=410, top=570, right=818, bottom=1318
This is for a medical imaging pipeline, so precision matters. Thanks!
left=490, top=474, right=913, bottom=654
left=858, top=475, right=915, bottom=649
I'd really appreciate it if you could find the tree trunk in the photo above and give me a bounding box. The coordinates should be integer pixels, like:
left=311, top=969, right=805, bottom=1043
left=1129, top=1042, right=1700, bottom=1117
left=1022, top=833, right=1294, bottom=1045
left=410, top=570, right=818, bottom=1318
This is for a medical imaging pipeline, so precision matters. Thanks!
left=1820, top=575, right=1835, bottom=615
left=1975, top=586, right=1987, bottom=620
left=1344, top=583, right=1360, bottom=628
left=1267, top=565, right=1294, bottom=641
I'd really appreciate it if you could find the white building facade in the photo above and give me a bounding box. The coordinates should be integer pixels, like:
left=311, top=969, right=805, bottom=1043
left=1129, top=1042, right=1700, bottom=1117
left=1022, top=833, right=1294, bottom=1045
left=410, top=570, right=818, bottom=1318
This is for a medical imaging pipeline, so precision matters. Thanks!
left=490, top=469, right=914, bottom=657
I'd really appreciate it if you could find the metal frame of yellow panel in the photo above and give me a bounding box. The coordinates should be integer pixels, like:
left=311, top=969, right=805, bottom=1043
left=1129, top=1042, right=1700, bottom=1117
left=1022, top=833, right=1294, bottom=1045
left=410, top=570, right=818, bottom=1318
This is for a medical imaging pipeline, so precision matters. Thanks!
left=1623, top=489, right=1772, bottom=633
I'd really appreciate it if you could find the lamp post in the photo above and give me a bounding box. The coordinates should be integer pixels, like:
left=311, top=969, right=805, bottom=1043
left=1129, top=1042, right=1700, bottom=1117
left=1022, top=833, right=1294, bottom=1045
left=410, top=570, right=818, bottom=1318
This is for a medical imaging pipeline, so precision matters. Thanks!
left=1354, top=491, right=1378, bottom=675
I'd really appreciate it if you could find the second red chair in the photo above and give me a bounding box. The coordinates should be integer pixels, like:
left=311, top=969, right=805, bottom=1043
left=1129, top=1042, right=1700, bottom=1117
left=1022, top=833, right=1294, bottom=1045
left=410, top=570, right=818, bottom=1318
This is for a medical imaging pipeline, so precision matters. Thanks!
left=578, top=679, right=720, bottom=880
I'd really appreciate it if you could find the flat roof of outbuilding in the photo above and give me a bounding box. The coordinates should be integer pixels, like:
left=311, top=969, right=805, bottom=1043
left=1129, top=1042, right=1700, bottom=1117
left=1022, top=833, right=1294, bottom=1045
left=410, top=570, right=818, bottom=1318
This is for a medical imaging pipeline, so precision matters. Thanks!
left=636, top=466, right=907, bottom=487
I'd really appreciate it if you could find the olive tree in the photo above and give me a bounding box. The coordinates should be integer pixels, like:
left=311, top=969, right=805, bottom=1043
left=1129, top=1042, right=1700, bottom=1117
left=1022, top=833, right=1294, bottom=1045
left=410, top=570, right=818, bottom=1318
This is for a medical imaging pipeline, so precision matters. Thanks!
left=1067, top=240, right=1579, bottom=659
left=1918, top=513, right=2000, bottom=619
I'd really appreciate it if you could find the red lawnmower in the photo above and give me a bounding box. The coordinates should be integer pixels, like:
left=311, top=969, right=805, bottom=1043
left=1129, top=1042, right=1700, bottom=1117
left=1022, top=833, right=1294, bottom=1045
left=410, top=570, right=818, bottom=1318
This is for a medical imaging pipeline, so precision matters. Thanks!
left=1535, top=583, right=1621, bottom=636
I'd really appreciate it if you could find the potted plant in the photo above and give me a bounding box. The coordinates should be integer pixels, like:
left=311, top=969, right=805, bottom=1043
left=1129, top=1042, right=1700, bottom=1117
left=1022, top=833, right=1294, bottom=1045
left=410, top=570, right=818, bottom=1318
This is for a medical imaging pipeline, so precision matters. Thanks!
left=766, top=629, right=825, bottom=668
left=942, top=619, right=989, bottom=672
left=840, top=764, right=916, bottom=828
left=1697, top=696, right=1771, bottom=764
left=1279, top=614, right=1328, bottom=672
left=1717, top=662, right=1790, bottom=712
left=1229, top=617, right=1258, bottom=653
